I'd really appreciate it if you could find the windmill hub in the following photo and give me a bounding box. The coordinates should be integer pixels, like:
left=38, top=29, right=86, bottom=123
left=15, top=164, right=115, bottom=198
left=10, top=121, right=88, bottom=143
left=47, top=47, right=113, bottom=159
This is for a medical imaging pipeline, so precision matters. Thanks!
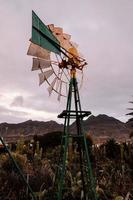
left=58, top=59, right=69, bottom=69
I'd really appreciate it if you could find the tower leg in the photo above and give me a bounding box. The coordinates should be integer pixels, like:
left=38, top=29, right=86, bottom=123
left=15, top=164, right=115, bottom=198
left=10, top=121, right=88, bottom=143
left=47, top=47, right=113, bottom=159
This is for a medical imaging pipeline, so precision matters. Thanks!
left=57, top=80, right=73, bottom=200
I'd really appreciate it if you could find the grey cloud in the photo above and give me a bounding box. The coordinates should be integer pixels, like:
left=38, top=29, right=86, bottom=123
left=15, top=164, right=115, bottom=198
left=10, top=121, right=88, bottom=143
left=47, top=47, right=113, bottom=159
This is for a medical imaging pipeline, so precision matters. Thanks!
left=10, top=96, right=24, bottom=107
left=0, top=106, right=27, bottom=117
left=0, top=105, right=28, bottom=123
left=23, top=93, right=66, bottom=114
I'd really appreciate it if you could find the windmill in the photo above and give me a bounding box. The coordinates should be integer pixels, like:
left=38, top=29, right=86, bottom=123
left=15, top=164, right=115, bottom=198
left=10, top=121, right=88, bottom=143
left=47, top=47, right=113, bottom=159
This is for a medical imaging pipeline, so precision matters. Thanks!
left=27, top=11, right=98, bottom=200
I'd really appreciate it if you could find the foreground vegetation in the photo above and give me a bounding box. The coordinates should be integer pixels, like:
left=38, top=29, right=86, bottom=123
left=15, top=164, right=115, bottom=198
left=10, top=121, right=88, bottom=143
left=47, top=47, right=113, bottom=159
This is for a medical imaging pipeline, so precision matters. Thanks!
left=0, top=134, right=133, bottom=200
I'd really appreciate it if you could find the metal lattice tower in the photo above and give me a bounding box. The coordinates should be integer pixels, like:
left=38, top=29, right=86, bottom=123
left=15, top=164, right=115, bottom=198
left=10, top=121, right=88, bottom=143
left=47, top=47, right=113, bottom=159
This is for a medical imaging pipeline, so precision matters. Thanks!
left=55, top=68, right=98, bottom=200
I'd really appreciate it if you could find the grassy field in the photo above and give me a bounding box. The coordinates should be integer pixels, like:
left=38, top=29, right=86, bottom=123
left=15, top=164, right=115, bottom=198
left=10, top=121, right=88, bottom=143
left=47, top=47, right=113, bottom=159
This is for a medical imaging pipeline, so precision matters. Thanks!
left=0, top=136, right=133, bottom=200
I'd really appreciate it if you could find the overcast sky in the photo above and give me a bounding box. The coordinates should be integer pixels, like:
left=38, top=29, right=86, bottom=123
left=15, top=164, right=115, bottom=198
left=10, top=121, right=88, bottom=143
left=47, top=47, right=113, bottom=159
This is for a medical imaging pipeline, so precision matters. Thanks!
left=0, top=0, right=132, bottom=124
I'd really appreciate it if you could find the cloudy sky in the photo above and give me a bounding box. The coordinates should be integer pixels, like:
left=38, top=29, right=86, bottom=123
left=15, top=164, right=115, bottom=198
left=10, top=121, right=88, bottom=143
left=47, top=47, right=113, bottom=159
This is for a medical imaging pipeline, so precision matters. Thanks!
left=0, top=0, right=132, bottom=124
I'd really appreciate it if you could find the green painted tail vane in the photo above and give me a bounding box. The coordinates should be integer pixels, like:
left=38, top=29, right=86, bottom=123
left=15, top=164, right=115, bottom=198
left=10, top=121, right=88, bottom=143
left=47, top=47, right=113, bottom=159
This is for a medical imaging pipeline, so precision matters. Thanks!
left=32, top=11, right=61, bottom=55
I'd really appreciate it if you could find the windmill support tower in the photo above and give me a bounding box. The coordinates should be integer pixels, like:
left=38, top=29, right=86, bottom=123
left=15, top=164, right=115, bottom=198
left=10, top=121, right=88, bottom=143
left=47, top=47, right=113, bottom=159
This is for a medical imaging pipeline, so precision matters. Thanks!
left=56, top=68, right=97, bottom=200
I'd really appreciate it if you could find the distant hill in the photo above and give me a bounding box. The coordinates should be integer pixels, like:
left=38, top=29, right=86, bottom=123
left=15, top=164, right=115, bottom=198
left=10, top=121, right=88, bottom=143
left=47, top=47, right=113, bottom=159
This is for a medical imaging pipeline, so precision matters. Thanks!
left=81, top=114, right=130, bottom=137
left=0, top=115, right=132, bottom=142
left=71, top=114, right=132, bottom=142
left=0, top=120, right=63, bottom=142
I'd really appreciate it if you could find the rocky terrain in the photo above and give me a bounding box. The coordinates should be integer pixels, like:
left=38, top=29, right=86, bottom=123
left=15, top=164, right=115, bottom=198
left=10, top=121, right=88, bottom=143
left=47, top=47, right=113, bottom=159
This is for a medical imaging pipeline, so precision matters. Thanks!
left=0, top=114, right=132, bottom=143
left=0, top=120, right=63, bottom=142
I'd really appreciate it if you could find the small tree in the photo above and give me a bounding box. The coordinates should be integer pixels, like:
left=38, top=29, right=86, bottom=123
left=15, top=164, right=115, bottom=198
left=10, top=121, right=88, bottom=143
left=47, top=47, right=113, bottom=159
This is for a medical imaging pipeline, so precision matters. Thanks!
left=105, top=138, right=120, bottom=159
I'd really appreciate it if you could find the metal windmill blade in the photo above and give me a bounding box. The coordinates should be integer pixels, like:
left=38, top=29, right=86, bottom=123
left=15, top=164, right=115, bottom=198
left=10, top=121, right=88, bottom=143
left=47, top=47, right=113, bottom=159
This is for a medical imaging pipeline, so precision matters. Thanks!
left=48, top=24, right=86, bottom=65
left=48, top=28, right=86, bottom=86
left=27, top=42, right=50, bottom=60
left=57, top=80, right=62, bottom=101
left=47, top=77, right=57, bottom=96
left=32, top=57, right=51, bottom=71
left=39, top=69, right=54, bottom=85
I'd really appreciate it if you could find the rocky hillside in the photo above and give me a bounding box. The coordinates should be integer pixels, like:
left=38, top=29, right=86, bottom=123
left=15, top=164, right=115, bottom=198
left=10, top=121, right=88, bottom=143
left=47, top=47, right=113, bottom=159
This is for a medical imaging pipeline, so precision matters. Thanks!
left=0, top=115, right=132, bottom=142
left=82, top=114, right=130, bottom=137
left=0, top=120, right=63, bottom=142
left=71, top=114, right=132, bottom=142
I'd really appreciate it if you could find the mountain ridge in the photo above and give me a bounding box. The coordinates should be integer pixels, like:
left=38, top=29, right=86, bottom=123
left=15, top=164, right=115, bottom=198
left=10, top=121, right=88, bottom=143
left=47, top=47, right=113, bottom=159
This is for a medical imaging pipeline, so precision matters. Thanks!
left=0, top=114, right=132, bottom=142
